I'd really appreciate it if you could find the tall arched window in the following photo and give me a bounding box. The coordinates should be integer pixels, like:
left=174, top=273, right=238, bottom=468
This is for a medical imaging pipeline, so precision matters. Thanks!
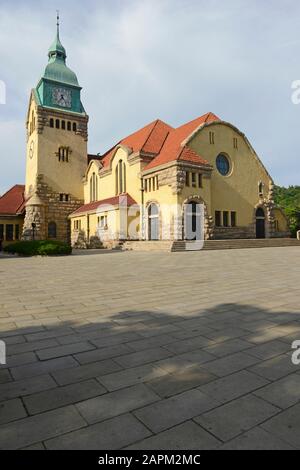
left=90, top=172, right=98, bottom=202
left=48, top=221, right=57, bottom=239
left=116, top=160, right=126, bottom=195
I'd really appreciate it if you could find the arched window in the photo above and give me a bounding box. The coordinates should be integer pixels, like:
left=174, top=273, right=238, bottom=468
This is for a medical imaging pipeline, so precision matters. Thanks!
left=90, top=172, right=98, bottom=202
left=72, top=122, right=77, bottom=132
left=56, top=119, right=60, bottom=129
left=116, top=160, right=126, bottom=195
left=50, top=118, right=54, bottom=128
left=258, top=182, right=263, bottom=196
left=67, top=121, right=71, bottom=131
left=61, top=120, right=66, bottom=130
left=48, top=221, right=57, bottom=239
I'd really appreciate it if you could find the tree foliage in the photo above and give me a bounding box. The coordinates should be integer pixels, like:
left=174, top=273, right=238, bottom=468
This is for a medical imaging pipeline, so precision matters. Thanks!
left=274, top=185, right=300, bottom=237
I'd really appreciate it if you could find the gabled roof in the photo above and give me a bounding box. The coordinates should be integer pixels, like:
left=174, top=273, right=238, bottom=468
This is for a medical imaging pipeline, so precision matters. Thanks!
left=70, top=193, right=137, bottom=216
left=144, top=112, right=220, bottom=170
left=0, top=185, right=26, bottom=216
left=98, top=112, right=219, bottom=172
left=101, top=119, right=173, bottom=168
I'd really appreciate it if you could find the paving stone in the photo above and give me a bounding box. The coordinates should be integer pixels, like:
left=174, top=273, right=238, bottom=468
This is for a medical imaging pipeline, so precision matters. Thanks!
left=36, top=342, right=95, bottom=361
left=261, top=403, right=300, bottom=448
left=77, top=383, right=160, bottom=424
left=24, top=379, right=106, bottom=414
left=114, top=347, right=173, bottom=369
left=248, top=353, right=297, bottom=381
left=22, top=442, right=45, bottom=450
left=147, top=365, right=217, bottom=398
left=254, top=373, right=300, bottom=409
left=195, top=394, right=280, bottom=442
left=202, top=351, right=261, bottom=377
left=0, top=374, right=57, bottom=401
left=126, top=420, right=221, bottom=449
left=45, top=413, right=151, bottom=450
left=74, top=344, right=133, bottom=365
left=7, top=339, right=59, bottom=356
left=164, top=336, right=213, bottom=354
left=2, top=352, right=37, bottom=369
left=0, top=405, right=86, bottom=449
left=25, top=327, right=74, bottom=342
left=10, top=356, right=78, bottom=380
left=198, top=370, right=269, bottom=404
left=0, top=398, right=27, bottom=425
left=203, top=338, right=253, bottom=357
left=246, top=340, right=290, bottom=360
left=134, top=389, right=218, bottom=433
left=220, top=427, right=295, bottom=449
left=126, top=334, right=176, bottom=352
left=202, top=327, right=249, bottom=342
left=0, top=369, right=11, bottom=384
left=52, top=359, right=121, bottom=386
left=90, top=332, right=142, bottom=349
left=98, top=363, right=168, bottom=391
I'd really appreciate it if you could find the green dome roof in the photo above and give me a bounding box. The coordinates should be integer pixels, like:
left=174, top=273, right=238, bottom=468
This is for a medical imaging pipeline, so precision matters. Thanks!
left=43, top=20, right=79, bottom=87
left=43, top=59, right=79, bottom=86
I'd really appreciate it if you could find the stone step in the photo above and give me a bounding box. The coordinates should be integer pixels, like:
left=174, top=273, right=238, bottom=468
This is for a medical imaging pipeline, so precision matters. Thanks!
left=172, top=238, right=300, bottom=252
left=123, top=238, right=300, bottom=252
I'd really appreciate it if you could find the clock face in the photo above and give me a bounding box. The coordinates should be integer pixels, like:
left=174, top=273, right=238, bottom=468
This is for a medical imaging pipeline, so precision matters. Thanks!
left=52, top=87, right=72, bottom=108
left=29, top=141, right=34, bottom=159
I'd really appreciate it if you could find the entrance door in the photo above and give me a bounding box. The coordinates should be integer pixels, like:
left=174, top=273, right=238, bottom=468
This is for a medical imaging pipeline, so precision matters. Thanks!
left=256, top=207, right=265, bottom=238
left=148, top=203, right=159, bottom=240
left=184, top=201, right=204, bottom=241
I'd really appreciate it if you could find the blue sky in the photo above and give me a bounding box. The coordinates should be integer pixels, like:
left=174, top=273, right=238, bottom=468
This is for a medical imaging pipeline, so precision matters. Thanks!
left=0, top=0, right=300, bottom=194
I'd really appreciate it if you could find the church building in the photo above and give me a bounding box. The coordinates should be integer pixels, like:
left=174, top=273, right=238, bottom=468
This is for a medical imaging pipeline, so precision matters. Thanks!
left=0, top=21, right=290, bottom=248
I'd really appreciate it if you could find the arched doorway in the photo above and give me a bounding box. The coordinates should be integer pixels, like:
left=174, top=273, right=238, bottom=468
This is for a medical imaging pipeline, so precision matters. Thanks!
left=148, top=203, right=159, bottom=240
left=184, top=201, right=204, bottom=241
left=256, top=207, right=265, bottom=239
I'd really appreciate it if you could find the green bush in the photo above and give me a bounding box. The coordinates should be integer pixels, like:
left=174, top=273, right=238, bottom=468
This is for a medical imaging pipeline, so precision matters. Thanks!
left=274, top=185, right=300, bottom=238
left=3, top=240, right=72, bottom=256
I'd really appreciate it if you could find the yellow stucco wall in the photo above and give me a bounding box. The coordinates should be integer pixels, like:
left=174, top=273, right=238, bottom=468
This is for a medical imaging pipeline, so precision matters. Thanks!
left=187, top=123, right=272, bottom=226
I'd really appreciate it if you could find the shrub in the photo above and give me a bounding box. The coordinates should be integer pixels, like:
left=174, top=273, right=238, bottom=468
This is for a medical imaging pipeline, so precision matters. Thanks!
left=3, top=240, right=72, bottom=256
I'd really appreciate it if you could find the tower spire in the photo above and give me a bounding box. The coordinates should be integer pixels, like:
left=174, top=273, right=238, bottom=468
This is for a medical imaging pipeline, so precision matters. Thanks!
left=48, top=11, right=66, bottom=61
left=56, top=10, right=60, bottom=37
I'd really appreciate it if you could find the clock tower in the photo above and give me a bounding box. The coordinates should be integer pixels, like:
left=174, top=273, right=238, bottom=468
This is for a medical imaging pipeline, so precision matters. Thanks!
left=23, top=16, right=88, bottom=242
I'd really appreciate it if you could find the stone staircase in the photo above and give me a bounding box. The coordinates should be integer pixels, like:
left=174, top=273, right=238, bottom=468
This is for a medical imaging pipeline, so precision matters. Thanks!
left=172, top=238, right=300, bottom=252
left=123, top=238, right=300, bottom=252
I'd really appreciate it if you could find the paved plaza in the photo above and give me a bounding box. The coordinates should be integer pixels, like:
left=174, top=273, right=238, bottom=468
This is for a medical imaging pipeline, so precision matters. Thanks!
left=0, top=247, right=300, bottom=449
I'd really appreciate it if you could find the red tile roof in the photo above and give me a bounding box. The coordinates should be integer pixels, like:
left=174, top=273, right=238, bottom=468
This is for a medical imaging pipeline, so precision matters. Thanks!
left=144, top=112, right=220, bottom=170
left=0, top=185, right=26, bottom=216
left=97, top=112, right=219, bottom=171
left=70, top=193, right=137, bottom=216
left=101, top=119, right=173, bottom=168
